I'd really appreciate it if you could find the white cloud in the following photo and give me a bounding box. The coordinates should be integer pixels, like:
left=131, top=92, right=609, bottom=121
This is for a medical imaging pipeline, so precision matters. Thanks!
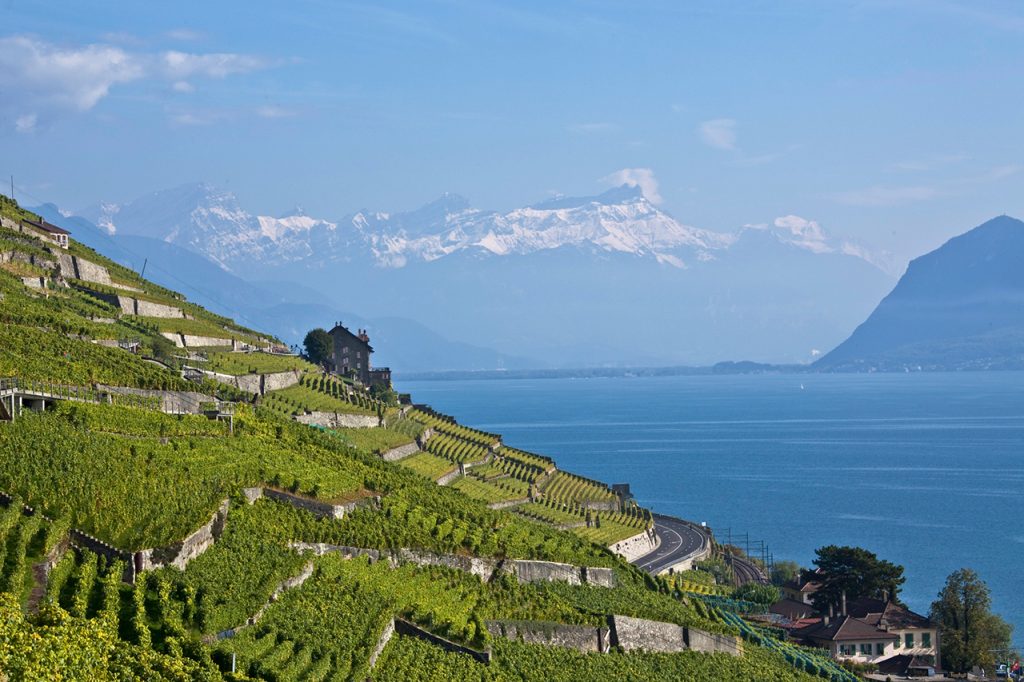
left=0, top=35, right=144, bottom=112
left=14, top=113, right=37, bottom=134
left=832, top=185, right=938, bottom=206
left=698, top=118, right=737, bottom=151
left=0, top=35, right=278, bottom=131
left=161, top=50, right=267, bottom=79
left=600, top=168, right=663, bottom=204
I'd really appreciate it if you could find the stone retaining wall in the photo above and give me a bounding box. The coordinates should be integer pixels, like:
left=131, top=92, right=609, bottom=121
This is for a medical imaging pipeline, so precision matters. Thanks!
left=380, top=442, right=419, bottom=462
left=487, top=497, right=529, bottom=510
left=57, top=253, right=111, bottom=285
left=394, top=618, right=492, bottom=664
left=436, top=468, right=461, bottom=486
left=195, top=368, right=300, bottom=396
left=288, top=542, right=616, bottom=588
left=367, top=618, right=396, bottom=672
left=609, top=615, right=742, bottom=656
left=162, top=332, right=234, bottom=348
left=248, top=487, right=380, bottom=520
left=294, top=411, right=378, bottom=429
left=609, top=527, right=660, bottom=562
left=487, top=620, right=610, bottom=653
left=99, top=385, right=214, bottom=414
left=134, top=499, right=228, bottom=573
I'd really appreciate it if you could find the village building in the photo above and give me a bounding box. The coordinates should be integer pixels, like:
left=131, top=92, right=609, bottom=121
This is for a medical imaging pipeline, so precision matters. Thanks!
left=20, top=218, right=71, bottom=248
left=780, top=571, right=823, bottom=605
left=328, top=323, right=374, bottom=385
left=785, top=596, right=939, bottom=671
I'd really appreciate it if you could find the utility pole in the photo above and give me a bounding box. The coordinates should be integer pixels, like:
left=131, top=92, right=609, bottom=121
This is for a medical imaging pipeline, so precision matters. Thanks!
left=140, top=257, right=148, bottom=278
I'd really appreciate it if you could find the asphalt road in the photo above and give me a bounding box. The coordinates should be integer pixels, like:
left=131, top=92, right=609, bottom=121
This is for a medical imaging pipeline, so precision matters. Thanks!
left=632, top=514, right=709, bottom=575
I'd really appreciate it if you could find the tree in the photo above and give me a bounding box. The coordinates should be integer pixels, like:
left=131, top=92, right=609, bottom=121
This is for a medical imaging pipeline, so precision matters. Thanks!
left=732, top=582, right=781, bottom=605
left=930, top=568, right=1014, bottom=674
left=771, top=560, right=802, bottom=586
left=302, top=328, right=333, bottom=367
left=808, top=545, right=904, bottom=612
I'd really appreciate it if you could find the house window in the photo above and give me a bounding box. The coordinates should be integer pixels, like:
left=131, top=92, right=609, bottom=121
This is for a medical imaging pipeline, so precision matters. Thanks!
left=876, top=643, right=885, bottom=656
left=860, top=643, right=872, bottom=655
left=839, top=644, right=854, bottom=656
left=905, top=633, right=914, bottom=648
left=922, top=633, right=931, bottom=648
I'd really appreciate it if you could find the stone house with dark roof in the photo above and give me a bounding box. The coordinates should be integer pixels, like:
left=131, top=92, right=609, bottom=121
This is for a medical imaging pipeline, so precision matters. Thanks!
left=328, top=323, right=373, bottom=385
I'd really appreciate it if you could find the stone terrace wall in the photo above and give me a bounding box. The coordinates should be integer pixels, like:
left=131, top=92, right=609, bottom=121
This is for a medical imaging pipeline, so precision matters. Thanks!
left=288, top=543, right=616, bottom=588
left=380, top=442, right=419, bottom=462
left=248, top=487, right=380, bottom=521
left=57, top=253, right=112, bottom=285
left=609, top=615, right=741, bottom=657
left=394, top=618, right=492, bottom=664
left=134, top=499, right=229, bottom=572
left=436, top=469, right=461, bottom=486
left=99, top=385, right=214, bottom=414
left=609, top=527, right=660, bottom=562
left=294, top=411, right=378, bottom=429
left=116, top=296, right=184, bottom=318
left=197, top=368, right=300, bottom=396
left=367, top=617, right=396, bottom=672
left=487, top=620, right=610, bottom=653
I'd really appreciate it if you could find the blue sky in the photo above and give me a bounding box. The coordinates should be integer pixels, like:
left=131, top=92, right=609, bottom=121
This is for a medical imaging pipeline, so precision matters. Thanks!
left=1, top=0, right=1022, bottom=263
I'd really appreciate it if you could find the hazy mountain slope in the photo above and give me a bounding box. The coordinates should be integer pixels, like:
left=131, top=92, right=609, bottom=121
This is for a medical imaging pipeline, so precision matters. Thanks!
left=817, top=215, right=1024, bottom=370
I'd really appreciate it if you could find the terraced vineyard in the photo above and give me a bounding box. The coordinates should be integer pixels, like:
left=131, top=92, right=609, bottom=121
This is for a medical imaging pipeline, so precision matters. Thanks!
left=400, top=451, right=457, bottom=481
left=423, top=432, right=492, bottom=465
left=541, top=471, right=617, bottom=507
left=0, top=192, right=860, bottom=680
left=203, top=351, right=317, bottom=376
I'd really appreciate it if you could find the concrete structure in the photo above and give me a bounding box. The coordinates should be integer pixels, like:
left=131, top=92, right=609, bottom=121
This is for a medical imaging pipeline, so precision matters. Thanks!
left=379, top=442, right=419, bottom=462
left=328, top=322, right=373, bottom=385
left=631, top=513, right=711, bottom=575
left=369, top=367, right=392, bottom=388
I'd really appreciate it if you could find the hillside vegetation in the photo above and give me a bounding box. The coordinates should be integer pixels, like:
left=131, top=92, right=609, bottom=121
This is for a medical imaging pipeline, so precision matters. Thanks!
left=0, top=193, right=851, bottom=681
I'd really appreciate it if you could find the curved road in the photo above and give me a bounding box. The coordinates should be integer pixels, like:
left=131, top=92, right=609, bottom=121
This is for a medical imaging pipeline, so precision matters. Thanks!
left=632, top=514, right=709, bottom=575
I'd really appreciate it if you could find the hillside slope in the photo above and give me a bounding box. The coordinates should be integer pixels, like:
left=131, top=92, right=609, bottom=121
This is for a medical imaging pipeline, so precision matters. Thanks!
left=818, top=215, right=1024, bottom=371
left=0, top=193, right=847, bottom=681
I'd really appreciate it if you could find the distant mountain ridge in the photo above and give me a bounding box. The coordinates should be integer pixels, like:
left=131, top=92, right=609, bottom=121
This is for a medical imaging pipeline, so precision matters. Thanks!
left=78, top=181, right=883, bottom=272
left=70, top=181, right=896, bottom=367
left=817, top=215, right=1024, bottom=371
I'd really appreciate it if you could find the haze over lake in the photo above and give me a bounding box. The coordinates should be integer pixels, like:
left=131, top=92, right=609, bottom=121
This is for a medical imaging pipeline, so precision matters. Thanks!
left=398, top=371, right=1024, bottom=646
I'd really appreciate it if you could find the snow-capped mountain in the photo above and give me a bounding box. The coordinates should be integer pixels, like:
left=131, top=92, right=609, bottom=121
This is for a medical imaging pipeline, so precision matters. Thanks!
left=70, top=181, right=896, bottom=367
left=77, top=182, right=883, bottom=275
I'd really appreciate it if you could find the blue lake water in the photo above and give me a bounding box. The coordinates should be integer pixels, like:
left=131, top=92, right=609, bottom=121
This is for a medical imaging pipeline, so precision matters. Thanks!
left=396, top=372, right=1024, bottom=645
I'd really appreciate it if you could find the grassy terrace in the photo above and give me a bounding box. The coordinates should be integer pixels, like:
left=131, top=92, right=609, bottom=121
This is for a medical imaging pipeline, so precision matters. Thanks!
left=408, top=407, right=501, bottom=447
left=322, top=423, right=414, bottom=455
left=541, top=471, right=617, bottom=506
left=423, top=432, right=492, bottom=464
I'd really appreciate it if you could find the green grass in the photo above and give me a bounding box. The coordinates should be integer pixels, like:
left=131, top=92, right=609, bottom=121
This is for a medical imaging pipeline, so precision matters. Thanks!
left=324, top=425, right=415, bottom=455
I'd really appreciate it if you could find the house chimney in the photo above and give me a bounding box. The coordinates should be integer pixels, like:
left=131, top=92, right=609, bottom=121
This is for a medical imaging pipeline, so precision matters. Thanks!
left=841, top=591, right=847, bottom=617
left=883, top=590, right=889, bottom=603
left=828, top=604, right=834, bottom=619
left=823, top=615, right=830, bottom=626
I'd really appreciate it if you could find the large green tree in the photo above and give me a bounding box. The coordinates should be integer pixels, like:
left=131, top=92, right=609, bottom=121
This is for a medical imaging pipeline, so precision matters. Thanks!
left=770, top=560, right=802, bottom=587
left=302, top=328, right=333, bottom=368
left=929, top=568, right=1014, bottom=674
left=808, top=545, right=905, bottom=612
